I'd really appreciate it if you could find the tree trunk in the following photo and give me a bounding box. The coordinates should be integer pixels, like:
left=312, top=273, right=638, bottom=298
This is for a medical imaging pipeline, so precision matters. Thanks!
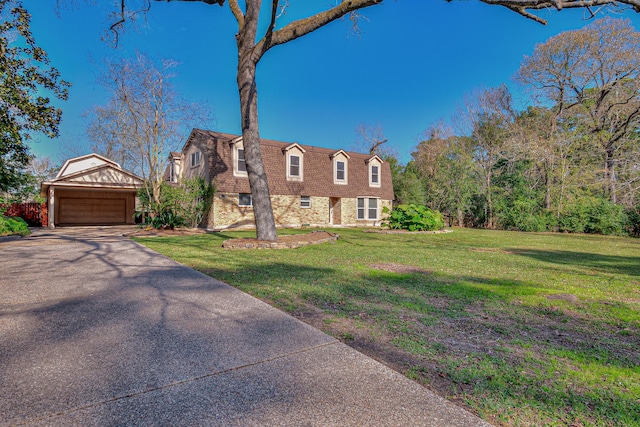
left=545, top=164, right=552, bottom=210
left=485, top=172, right=494, bottom=229
left=605, top=146, right=617, bottom=204
left=237, top=44, right=278, bottom=241
left=457, top=207, right=464, bottom=228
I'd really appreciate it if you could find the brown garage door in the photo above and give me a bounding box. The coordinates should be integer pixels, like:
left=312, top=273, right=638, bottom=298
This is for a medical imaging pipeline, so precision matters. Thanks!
left=58, top=197, right=127, bottom=225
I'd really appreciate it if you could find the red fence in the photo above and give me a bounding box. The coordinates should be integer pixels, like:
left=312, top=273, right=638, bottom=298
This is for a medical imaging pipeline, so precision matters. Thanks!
left=2, top=202, right=47, bottom=227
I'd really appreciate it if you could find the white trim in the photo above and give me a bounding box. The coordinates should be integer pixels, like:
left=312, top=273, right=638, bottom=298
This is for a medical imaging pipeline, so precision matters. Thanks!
left=332, top=152, right=349, bottom=185
left=286, top=149, right=304, bottom=181
left=57, top=153, right=121, bottom=178
left=230, top=139, right=248, bottom=178
left=357, top=196, right=379, bottom=220
left=367, top=157, right=382, bottom=188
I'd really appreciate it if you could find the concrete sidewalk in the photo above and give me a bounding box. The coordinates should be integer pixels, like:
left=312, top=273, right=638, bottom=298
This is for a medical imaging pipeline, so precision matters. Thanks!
left=0, top=228, right=492, bottom=426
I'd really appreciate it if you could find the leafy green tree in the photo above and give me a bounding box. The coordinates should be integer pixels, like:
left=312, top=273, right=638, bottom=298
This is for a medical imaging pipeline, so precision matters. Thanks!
left=0, top=0, right=70, bottom=194
left=457, top=85, right=514, bottom=228
left=390, top=160, right=426, bottom=206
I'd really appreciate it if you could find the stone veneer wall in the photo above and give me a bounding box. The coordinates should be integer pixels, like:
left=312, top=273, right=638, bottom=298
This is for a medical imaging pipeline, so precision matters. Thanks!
left=208, top=192, right=392, bottom=230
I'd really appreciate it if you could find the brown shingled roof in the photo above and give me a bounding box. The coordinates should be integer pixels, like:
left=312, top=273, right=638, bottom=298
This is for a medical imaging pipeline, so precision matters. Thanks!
left=186, top=128, right=394, bottom=200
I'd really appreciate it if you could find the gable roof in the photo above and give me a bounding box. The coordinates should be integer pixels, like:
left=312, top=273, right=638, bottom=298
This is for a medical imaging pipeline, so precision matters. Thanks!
left=57, top=153, right=121, bottom=178
left=42, top=154, right=144, bottom=192
left=186, top=129, right=394, bottom=200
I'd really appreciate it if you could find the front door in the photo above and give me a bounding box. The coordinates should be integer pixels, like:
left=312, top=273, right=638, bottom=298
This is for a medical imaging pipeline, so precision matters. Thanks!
left=329, top=198, right=341, bottom=225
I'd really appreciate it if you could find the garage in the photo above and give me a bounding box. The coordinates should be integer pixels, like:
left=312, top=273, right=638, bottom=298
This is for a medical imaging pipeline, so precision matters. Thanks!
left=56, top=191, right=131, bottom=226
left=41, top=154, right=144, bottom=228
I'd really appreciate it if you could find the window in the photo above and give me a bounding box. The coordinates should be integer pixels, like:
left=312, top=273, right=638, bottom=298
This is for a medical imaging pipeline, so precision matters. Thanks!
left=169, top=163, right=176, bottom=182
left=336, top=161, right=345, bottom=181
left=237, top=148, right=246, bottom=172
left=357, top=197, right=378, bottom=220
left=367, top=156, right=382, bottom=187
left=331, top=150, right=350, bottom=185
left=368, top=198, right=378, bottom=219
left=232, top=143, right=248, bottom=177
left=371, top=165, right=379, bottom=185
left=191, top=151, right=201, bottom=168
left=300, top=196, right=311, bottom=208
left=284, top=143, right=305, bottom=181
left=238, top=193, right=252, bottom=207
left=290, top=155, right=300, bottom=177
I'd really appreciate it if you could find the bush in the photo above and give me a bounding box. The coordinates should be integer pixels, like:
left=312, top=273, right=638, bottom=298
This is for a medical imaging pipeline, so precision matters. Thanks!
left=383, top=204, right=444, bottom=231
left=148, top=210, right=185, bottom=230
left=138, top=178, right=213, bottom=229
left=558, top=196, right=626, bottom=235
left=495, top=196, right=554, bottom=232
left=625, top=206, right=640, bottom=237
left=0, top=216, right=30, bottom=236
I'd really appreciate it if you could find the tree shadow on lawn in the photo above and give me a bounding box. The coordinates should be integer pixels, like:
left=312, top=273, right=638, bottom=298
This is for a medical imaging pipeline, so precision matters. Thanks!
left=197, top=260, right=640, bottom=425
left=330, top=270, right=640, bottom=425
left=510, top=248, right=640, bottom=278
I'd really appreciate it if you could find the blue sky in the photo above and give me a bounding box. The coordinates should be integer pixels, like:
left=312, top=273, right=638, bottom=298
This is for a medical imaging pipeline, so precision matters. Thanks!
left=26, top=1, right=640, bottom=165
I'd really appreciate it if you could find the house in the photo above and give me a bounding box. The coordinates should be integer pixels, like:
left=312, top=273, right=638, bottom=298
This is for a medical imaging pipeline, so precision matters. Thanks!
left=167, top=129, right=394, bottom=230
left=41, top=154, right=144, bottom=228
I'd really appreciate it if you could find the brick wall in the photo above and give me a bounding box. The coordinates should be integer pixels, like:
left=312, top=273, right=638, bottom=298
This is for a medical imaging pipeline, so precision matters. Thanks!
left=208, top=192, right=391, bottom=230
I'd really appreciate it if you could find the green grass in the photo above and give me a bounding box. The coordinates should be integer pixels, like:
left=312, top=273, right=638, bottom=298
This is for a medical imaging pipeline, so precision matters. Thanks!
left=135, top=228, right=640, bottom=427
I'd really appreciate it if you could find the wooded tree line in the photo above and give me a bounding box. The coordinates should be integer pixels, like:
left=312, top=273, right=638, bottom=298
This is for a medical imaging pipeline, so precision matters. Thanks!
left=392, top=18, right=640, bottom=235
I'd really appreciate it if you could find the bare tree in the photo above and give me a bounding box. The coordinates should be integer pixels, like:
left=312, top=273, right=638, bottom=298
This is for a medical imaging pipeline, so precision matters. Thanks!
left=87, top=52, right=212, bottom=208
left=352, top=123, right=389, bottom=156
left=516, top=17, right=640, bottom=204
left=102, top=0, right=640, bottom=240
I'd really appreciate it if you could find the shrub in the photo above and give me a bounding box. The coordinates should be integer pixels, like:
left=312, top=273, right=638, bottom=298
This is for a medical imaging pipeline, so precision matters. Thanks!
left=558, top=196, right=626, bottom=235
left=148, top=210, right=185, bottom=230
left=625, top=206, right=640, bottom=237
left=495, top=196, right=554, bottom=232
left=175, top=178, right=214, bottom=228
left=0, top=216, right=30, bottom=236
left=138, top=178, right=214, bottom=229
left=383, top=204, right=444, bottom=231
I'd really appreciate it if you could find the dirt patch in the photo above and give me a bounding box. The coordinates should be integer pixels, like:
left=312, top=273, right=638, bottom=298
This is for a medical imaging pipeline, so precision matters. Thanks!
left=547, top=293, right=579, bottom=303
left=222, top=231, right=338, bottom=249
left=369, top=263, right=431, bottom=275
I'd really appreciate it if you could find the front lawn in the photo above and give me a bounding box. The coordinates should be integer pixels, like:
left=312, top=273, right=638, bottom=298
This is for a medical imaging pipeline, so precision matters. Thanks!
left=136, top=228, right=640, bottom=427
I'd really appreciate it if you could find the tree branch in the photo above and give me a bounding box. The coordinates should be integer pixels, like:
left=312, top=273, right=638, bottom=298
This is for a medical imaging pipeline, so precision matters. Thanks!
left=479, top=0, right=640, bottom=24
left=255, top=0, right=382, bottom=56
left=227, top=0, right=244, bottom=30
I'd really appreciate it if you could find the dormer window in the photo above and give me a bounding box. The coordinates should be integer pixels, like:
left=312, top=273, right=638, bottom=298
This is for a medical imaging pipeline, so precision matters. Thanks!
left=230, top=137, right=248, bottom=177
left=289, top=155, right=300, bottom=177
left=331, top=150, right=350, bottom=185
left=237, top=148, right=247, bottom=173
left=191, top=151, right=201, bottom=168
left=371, top=165, right=379, bottom=184
left=367, top=155, right=382, bottom=187
left=336, top=161, right=345, bottom=180
left=283, top=143, right=305, bottom=181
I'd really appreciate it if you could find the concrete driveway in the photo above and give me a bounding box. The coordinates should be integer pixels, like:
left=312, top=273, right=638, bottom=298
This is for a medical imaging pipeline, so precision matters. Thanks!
left=0, top=227, right=492, bottom=426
